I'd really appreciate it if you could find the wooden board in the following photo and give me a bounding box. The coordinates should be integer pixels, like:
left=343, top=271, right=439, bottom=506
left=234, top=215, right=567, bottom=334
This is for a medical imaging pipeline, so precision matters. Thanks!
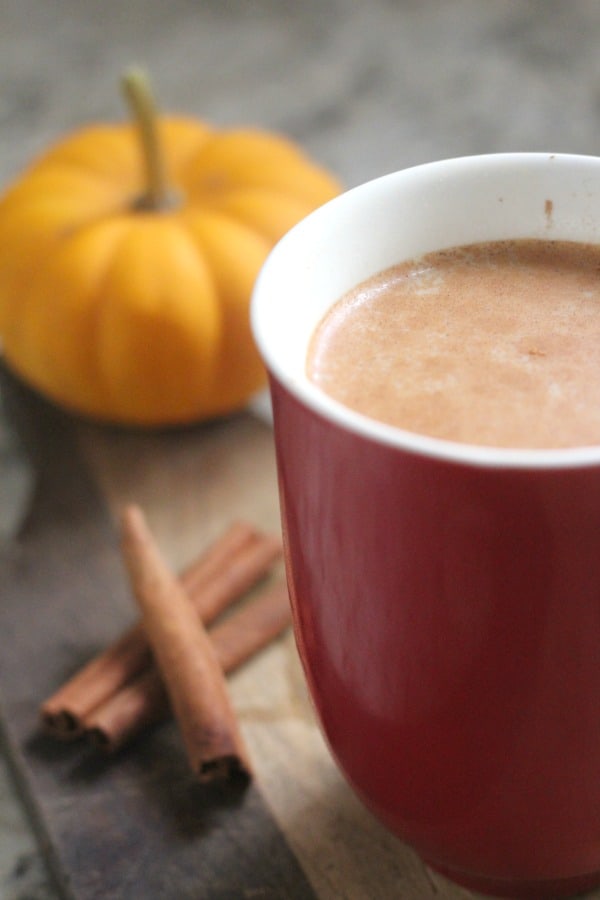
left=0, top=365, right=497, bottom=899
left=0, top=369, right=316, bottom=900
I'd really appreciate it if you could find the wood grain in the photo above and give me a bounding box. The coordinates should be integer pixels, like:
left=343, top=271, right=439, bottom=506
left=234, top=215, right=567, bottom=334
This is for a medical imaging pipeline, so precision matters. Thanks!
left=0, top=367, right=316, bottom=899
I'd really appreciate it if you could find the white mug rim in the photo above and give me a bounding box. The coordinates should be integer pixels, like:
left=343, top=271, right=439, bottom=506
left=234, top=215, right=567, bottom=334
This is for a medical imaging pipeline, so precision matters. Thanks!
left=251, top=152, right=600, bottom=470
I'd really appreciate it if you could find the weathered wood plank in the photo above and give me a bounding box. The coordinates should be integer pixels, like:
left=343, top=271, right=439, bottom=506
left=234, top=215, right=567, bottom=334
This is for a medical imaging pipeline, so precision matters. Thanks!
left=0, top=367, right=317, bottom=900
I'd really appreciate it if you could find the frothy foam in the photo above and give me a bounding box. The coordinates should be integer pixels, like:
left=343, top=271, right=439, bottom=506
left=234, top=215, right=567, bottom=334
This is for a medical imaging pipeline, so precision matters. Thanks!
left=307, top=240, right=600, bottom=450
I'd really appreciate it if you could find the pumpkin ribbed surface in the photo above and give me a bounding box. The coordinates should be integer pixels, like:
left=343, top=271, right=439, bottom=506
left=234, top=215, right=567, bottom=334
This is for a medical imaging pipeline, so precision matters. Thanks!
left=0, top=116, right=340, bottom=425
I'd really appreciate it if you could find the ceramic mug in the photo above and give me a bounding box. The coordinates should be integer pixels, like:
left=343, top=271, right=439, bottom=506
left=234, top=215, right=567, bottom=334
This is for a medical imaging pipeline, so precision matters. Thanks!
left=251, top=154, right=600, bottom=899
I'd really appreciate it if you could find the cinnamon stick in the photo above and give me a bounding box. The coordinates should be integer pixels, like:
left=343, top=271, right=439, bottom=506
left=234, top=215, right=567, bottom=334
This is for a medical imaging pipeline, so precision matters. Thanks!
left=86, top=581, right=291, bottom=752
left=41, top=521, right=281, bottom=739
left=121, top=505, right=252, bottom=781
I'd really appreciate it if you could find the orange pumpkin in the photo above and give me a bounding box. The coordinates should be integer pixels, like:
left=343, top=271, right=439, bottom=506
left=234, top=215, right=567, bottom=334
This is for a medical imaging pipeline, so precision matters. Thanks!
left=0, top=70, right=341, bottom=425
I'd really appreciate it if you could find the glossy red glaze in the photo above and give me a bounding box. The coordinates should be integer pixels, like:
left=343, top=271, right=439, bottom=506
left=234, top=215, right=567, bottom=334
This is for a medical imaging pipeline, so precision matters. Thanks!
left=270, top=373, right=600, bottom=898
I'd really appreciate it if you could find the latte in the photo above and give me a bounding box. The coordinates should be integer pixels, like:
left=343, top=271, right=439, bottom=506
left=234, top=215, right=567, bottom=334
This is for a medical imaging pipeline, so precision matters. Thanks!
left=307, top=240, right=600, bottom=449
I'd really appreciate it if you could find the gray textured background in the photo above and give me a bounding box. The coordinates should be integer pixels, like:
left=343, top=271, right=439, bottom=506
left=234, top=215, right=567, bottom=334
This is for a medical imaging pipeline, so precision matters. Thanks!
left=2, top=0, right=600, bottom=190
left=1, top=1, right=600, bottom=896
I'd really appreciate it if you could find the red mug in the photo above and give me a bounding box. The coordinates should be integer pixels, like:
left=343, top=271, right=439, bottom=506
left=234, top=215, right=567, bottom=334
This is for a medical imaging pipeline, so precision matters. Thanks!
left=251, top=154, right=600, bottom=899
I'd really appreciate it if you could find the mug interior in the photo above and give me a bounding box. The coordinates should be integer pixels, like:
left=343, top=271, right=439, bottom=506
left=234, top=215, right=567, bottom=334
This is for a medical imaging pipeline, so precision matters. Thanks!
left=251, top=153, right=600, bottom=468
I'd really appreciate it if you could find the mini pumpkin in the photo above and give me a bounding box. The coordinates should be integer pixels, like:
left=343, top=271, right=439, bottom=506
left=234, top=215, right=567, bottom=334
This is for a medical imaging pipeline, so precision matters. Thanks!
left=0, top=70, right=341, bottom=425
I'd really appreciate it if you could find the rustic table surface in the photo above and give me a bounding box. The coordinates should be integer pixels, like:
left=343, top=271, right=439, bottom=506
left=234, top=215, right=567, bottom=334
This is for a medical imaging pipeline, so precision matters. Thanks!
left=1, top=2, right=600, bottom=898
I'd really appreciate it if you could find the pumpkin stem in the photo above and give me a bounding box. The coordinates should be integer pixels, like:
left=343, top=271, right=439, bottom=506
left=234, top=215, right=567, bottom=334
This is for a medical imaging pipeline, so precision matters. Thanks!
left=121, top=67, right=175, bottom=211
